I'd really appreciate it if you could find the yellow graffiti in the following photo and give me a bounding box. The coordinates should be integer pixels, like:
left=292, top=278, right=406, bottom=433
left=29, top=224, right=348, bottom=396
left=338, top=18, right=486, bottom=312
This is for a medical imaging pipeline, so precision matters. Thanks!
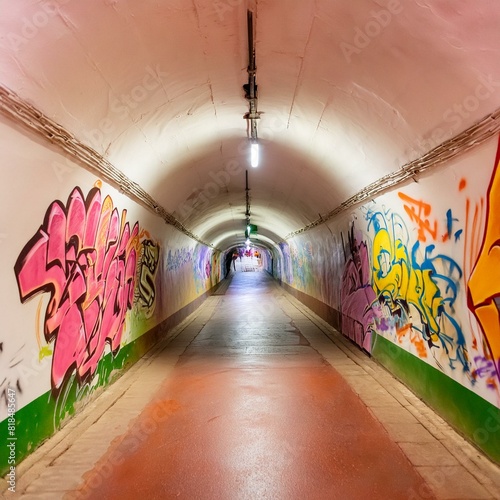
left=38, top=345, right=53, bottom=361
left=372, top=227, right=441, bottom=342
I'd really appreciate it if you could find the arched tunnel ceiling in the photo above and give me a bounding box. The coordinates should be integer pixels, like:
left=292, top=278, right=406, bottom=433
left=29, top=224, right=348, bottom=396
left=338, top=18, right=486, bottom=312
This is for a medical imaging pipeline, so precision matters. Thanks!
left=1, top=0, right=500, bottom=251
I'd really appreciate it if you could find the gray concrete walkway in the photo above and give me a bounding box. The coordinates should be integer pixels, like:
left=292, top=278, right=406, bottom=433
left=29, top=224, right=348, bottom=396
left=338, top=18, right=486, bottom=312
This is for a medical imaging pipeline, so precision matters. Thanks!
left=2, top=271, right=500, bottom=499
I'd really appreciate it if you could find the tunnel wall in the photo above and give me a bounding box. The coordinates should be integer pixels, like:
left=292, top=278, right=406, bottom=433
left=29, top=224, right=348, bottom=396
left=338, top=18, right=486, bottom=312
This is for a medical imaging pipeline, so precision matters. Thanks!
left=0, top=117, right=222, bottom=475
left=279, top=135, right=500, bottom=462
left=259, top=248, right=273, bottom=273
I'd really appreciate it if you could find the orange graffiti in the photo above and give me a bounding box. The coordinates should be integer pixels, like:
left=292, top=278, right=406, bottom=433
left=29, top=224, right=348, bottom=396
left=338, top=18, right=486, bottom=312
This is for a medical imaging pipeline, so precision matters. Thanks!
left=468, top=140, right=500, bottom=369
left=396, top=324, right=412, bottom=342
left=411, top=335, right=428, bottom=359
left=395, top=323, right=427, bottom=358
left=398, top=192, right=438, bottom=242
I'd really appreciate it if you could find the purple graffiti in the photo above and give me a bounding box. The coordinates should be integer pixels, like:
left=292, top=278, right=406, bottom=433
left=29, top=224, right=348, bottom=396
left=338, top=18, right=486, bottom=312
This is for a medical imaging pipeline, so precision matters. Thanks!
left=340, top=226, right=376, bottom=352
left=14, top=187, right=139, bottom=391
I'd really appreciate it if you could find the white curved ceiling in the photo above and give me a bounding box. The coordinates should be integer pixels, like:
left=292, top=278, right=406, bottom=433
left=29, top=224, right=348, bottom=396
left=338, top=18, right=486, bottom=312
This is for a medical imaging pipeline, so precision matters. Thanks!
left=1, top=0, right=500, bottom=250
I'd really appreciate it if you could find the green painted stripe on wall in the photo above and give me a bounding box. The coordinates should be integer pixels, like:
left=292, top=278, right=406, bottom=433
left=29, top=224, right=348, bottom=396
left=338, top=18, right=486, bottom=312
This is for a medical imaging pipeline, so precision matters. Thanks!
left=0, top=331, right=152, bottom=476
left=372, top=333, right=500, bottom=463
left=0, top=286, right=215, bottom=477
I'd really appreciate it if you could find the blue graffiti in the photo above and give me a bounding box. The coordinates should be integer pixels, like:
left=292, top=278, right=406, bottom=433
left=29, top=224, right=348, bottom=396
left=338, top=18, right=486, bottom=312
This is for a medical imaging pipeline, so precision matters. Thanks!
left=365, top=206, right=470, bottom=377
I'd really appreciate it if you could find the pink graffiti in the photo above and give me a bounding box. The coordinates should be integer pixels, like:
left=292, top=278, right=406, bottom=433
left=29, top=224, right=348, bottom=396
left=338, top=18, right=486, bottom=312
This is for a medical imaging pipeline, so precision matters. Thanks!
left=14, top=187, right=139, bottom=391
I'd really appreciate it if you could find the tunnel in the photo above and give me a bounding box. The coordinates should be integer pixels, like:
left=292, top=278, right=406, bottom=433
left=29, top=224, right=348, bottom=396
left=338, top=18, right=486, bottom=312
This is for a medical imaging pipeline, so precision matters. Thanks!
left=1, top=0, right=500, bottom=497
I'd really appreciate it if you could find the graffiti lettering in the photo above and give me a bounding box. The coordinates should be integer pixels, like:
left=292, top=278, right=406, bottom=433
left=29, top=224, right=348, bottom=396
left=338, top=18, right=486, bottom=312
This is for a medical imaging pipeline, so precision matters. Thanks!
left=398, top=192, right=438, bottom=242
left=443, top=208, right=462, bottom=242
left=279, top=241, right=313, bottom=291
left=472, top=356, right=500, bottom=389
left=136, top=239, right=160, bottom=317
left=14, top=186, right=139, bottom=391
left=279, top=242, right=294, bottom=284
left=340, top=224, right=376, bottom=352
left=166, top=247, right=193, bottom=272
left=398, top=193, right=464, bottom=246
left=193, top=246, right=213, bottom=293
left=366, top=207, right=469, bottom=375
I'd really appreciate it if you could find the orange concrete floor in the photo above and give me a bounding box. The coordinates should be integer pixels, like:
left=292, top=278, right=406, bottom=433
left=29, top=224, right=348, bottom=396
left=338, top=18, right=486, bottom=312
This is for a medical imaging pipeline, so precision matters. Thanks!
left=75, top=269, right=434, bottom=500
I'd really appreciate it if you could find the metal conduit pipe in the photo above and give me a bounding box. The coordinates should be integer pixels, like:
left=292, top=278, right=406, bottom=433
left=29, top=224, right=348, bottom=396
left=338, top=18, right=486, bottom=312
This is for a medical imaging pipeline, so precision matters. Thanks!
left=244, top=10, right=260, bottom=140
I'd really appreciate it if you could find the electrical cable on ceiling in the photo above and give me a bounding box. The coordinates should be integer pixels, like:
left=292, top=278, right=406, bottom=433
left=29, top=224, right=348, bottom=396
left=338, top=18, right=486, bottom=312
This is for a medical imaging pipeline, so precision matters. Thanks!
left=0, top=84, right=219, bottom=250
left=243, top=10, right=258, bottom=244
left=285, top=107, right=500, bottom=239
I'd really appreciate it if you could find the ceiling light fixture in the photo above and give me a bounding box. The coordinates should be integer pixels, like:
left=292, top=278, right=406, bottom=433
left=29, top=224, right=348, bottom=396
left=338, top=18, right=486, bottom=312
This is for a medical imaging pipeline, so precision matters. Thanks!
left=250, top=141, right=259, bottom=168
left=244, top=10, right=261, bottom=168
